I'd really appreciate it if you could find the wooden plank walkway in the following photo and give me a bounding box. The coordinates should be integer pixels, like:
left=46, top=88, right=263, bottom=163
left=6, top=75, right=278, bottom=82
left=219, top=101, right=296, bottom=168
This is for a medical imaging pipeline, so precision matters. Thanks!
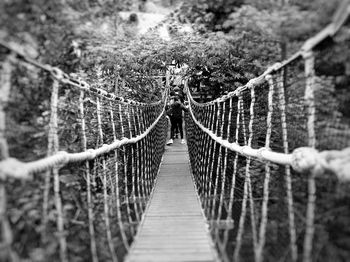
left=125, top=140, right=218, bottom=262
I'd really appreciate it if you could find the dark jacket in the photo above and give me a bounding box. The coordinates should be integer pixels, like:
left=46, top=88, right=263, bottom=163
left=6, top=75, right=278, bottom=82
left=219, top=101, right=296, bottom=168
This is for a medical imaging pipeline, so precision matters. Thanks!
left=167, top=101, right=187, bottom=119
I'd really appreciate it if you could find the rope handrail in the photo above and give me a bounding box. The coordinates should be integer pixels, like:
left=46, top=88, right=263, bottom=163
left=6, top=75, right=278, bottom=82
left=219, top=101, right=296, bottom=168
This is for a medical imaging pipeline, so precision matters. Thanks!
left=184, top=4, right=350, bottom=261
left=0, top=97, right=167, bottom=180
left=0, top=40, right=162, bottom=107
left=185, top=85, right=350, bottom=181
left=0, top=43, right=169, bottom=261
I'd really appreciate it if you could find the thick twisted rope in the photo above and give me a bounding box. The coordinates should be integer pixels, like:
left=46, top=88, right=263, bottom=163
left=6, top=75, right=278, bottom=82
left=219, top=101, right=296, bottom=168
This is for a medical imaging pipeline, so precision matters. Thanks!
left=0, top=53, right=16, bottom=261
left=220, top=97, right=239, bottom=251
left=233, top=93, right=249, bottom=262
left=96, top=97, right=118, bottom=262
left=109, top=100, right=130, bottom=251
left=303, top=50, right=317, bottom=262
left=50, top=79, right=68, bottom=262
left=0, top=100, right=167, bottom=179
left=80, top=91, right=99, bottom=262
left=254, top=76, right=274, bottom=262
left=185, top=83, right=350, bottom=181
left=276, top=72, right=298, bottom=261
left=184, top=10, right=350, bottom=258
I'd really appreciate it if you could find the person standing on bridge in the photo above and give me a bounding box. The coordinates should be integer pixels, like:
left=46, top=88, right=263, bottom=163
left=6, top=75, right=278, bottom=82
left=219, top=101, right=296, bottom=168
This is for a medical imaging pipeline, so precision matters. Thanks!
left=166, top=96, right=187, bottom=145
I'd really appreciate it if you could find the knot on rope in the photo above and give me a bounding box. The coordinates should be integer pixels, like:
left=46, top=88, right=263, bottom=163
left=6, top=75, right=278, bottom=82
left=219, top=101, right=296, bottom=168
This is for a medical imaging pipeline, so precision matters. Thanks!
left=291, top=147, right=324, bottom=175
left=246, top=78, right=258, bottom=89
left=57, top=151, right=69, bottom=165
left=102, top=144, right=111, bottom=154
left=240, top=146, right=250, bottom=156
left=302, top=50, right=314, bottom=59
left=271, top=62, right=282, bottom=71
left=257, top=147, right=271, bottom=162
left=87, top=149, right=97, bottom=160
left=265, top=74, right=273, bottom=81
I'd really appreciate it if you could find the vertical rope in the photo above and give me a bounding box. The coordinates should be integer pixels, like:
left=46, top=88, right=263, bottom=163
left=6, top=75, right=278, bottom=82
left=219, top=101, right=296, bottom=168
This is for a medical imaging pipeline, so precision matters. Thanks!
left=199, top=125, right=208, bottom=200
left=217, top=101, right=228, bottom=222
left=141, top=109, right=149, bottom=197
left=201, top=104, right=210, bottom=207
left=134, top=107, right=144, bottom=212
left=137, top=107, right=146, bottom=205
left=138, top=106, right=148, bottom=202
left=191, top=105, right=199, bottom=188
left=277, top=71, right=298, bottom=262
left=119, top=104, right=134, bottom=236
left=0, top=55, right=12, bottom=159
left=214, top=100, right=231, bottom=261
left=255, top=75, right=274, bottom=262
left=108, top=102, right=117, bottom=203
left=303, top=50, right=317, bottom=262
left=0, top=53, right=17, bottom=261
left=222, top=97, right=238, bottom=249
left=139, top=110, right=148, bottom=202
left=79, top=91, right=98, bottom=262
left=213, top=101, right=227, bottom=231
left=239, top=96, right=247, bottom=145
left=233, top=92, right=251, bottom=262
left=200, top=128, right=210, bottom=204
left=202, top=103, right=212, bottom=203
left=49, top=79, right=68, bottom=262
left=96, top=97, right=118, bottom=262
left=198, top=108, right=204, bottom=188
left=246, top=86, right=258, bottom=260
left=210, top=102, right=222, bottom=220
left=204, top=104, right=216, bottom=217
left=199, top=106, right=208, bottom=194
left=110, top=101, right=130, bottom=250
left=128, top=106, right=141, bottom=222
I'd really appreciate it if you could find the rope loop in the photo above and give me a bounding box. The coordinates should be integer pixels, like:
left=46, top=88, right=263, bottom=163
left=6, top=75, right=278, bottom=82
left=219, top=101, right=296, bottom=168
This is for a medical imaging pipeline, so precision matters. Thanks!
left=80, top=81, right=90, bottom=90
left=265, top=74, right=273, bottom=81
left=50, top=67, right=65, bottom=81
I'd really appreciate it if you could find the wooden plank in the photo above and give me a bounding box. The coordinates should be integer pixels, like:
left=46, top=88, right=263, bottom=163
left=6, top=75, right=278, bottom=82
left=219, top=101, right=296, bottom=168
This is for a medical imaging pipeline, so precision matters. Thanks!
left=125, top=141, right=218, bottom=262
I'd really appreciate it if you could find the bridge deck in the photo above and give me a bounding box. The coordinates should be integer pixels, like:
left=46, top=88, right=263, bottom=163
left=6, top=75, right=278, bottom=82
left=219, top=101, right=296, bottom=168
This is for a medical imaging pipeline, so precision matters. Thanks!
left=125, top=141, right=218, bottom=262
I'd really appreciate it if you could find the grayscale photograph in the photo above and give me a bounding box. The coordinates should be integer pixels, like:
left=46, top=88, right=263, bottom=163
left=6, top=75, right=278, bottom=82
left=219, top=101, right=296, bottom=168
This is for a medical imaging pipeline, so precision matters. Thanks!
left=0, top=0, right=349, bottom=261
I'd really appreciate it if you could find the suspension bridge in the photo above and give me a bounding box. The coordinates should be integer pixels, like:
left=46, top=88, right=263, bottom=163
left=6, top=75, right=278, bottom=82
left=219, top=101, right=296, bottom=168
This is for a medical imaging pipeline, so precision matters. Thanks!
left=0, top=2, right=350, bottom=262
